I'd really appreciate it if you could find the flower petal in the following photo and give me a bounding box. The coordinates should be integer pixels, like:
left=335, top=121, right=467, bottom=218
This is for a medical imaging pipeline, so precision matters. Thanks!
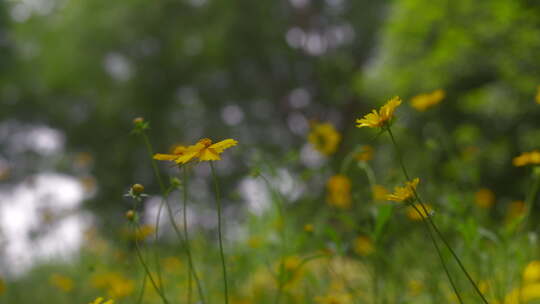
left=209, top=139, right=238, bottom=153
left=153, top=153, right=179, bottom=161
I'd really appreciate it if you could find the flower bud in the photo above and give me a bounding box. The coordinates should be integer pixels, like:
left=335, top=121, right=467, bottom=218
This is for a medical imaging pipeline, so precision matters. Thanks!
left=126, top=210, right=136, bottom=221
left=131, top=184, right=144, bottom=194
left=133, top=117, right=144, bottom=125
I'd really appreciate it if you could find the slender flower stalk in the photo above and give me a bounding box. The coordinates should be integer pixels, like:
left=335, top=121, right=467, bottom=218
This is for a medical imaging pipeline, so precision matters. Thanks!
left=386, top=125, right=489, bottom=304
left=210, top=162, right=229, bottom=304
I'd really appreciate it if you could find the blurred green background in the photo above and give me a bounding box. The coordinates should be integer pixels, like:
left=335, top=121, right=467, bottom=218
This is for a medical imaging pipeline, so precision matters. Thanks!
left=1, top=0, right=540, bottom=303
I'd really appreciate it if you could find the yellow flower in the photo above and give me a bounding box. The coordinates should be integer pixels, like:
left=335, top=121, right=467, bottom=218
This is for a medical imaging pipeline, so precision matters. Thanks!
left=304, top=224, right=314, bottom=233
left=475, top=188, right=495, bottom=209
left=408, top=280, right=424, bottom=297
left=49, top=273, right=74, bottom=293
left=326, top=175, right=352, bottom=209
left=355, top=145, right=374, bottom=162
left=91, top=272, right=135, bottom=299
left=356, top=96, right=402, bottom=129
left=506, top=200, right=526, bottom=222
left=513, top=150, right=540, bottom=167
left=353, top=236, right=374, bottom=256
left=536, top=85, right=540, bottom=104
left=154, top=138, right=238, bottom=164
left=406, top=203, right=433, bottom=221
left=523, top=261, right=540, bottom=283
left=89, top=297, right=114, bottom=304
left=308, top=122, right=341, bottom=156
left=386, top=178, right=420, bottom=202
left=371, top=185, right=388, bottom=201
left=410, top=89, right=445, bottom=112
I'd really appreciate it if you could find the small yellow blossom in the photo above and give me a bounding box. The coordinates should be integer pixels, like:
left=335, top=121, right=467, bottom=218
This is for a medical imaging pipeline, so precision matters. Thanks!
left=49, top=273, right=74, bottom=293
left=408, top=280, right=424, bottom=296
left=513, top=150, right=540, bottom=167
left=304, top=224, right=314, bottom=233
left=131, top=183, right=144, bottom=194
left=536, top=85, right=540, bottom=104
left=89, top=297, right=114, bottom=304
left=154, top=138, right=238, bottom=164
left=353, top=236, right=374, bottom=256
left=371, top=185, right=388, bottom=201
left=523, top=261, right=540, bottom=283
left=308, top=122, right=341, bottom=156
left=410, top=89, right=445, bottom=112
left=475, top=188, right=495, bottom=209
left=91, top=272, right=135, bottom=298
left=406, top=203, right=433, bottom=221
left=327, top=175, right=352, bottom=209
left=386, top=178, right=420, bottom=202
left=355, top=145, right=374, bottom=162
left=356, top=96, right=402, bottom=129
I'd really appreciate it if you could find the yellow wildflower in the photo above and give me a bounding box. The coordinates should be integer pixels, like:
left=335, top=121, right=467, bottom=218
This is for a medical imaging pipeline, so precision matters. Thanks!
left=162, top=256, right=183, bottom=273
left=536, top=85, right=540, bottom=104
left=308, top=122, right=341, bottom=156
left=355, top=145, right=374, bottom=162
left=154, top=138, right=238, bottom=164
left=386, top=178, right=420, bottom=202
left=326, top=175, right=352, bottom=209
left=371, top=185, right=388, bottom=201
left=356, top=96, right=402, bottom=129
left=406, top=203, right=433, bottom=221
left=523, top=261, right=540, bottom=283
left=49, top=273, right=74, bottom=292
left=304, top=224, right=314, bottom=233
left=247, top=236, right=264, bottom=249
left=506, top=200, right=525, bottom=222
left=410, top=89, right=445, bottom=112
left=475, top=188, right=495, bottom=209
left=513, top=150, right=540, bottom=167
left=91, top=272, right=135, bottom=299
left=408, top=280, right=423, bottom=296
left=89, top=297, right=114, bottom=304
left=353, top=236, right=374, bottom=256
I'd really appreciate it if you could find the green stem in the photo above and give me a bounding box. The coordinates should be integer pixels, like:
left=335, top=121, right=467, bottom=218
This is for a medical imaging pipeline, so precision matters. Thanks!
left=133, top=225, right=170, bottom=304
left=140, top=131, right=206, bottom=303
left=522, top=170, right=540, bottom=226
left=210, top=162, right=229, bottom=304
left=182, top=166, right=205, bottom=304
left=386, top=126, right=489, bottom=304
left=136, top=273, right=147, bottom=304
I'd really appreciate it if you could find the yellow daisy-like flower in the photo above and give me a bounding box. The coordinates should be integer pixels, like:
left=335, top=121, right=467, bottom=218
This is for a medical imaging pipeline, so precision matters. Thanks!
left=308, top=122, right=341, bottom=156
left=406, top=203, right=433, bottom=221
left=410, top=89, right=445, bottom=112
left=326, top=175, right=352, bottom=209
left=523, top=261, right=540, bottom=283
left=386, top=178, right=420, bottom=202
left=513, top=150, right=540, bottom=167
left=89, top=297, right=114, bottom=304
left=356, top=96, right=402, bottom=129
left=154, top=138, right=238, bottom=164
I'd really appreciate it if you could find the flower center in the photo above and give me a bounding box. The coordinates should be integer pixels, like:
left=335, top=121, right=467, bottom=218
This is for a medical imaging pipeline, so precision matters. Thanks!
left=198, top=138, right=213, bottom=147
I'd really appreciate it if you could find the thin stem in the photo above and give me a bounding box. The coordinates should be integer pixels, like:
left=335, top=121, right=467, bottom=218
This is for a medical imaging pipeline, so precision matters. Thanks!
left=522, top=171, right=540, bottom=226
left=182, top=166, right=205, bottom=304
left=136, top=273, right=147, bottom=304
left=386, top=126, right=489, bottom=304
left=410, top=204, right=463, bottom=304
left=133, top=225, right=170, bottom=304
left=139, top=131, right=206, bottom=303
left=210, top=162, right=229, bottom=304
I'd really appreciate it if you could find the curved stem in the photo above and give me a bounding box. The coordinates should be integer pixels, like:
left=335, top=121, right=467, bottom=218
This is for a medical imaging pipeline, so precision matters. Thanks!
left=136, top=273, right=147, bottom=304
left=182, top=166, right=205, bottom=304
left=210, top=162, right=229, bottom=304
left=386, top=125, right=489, bottom=304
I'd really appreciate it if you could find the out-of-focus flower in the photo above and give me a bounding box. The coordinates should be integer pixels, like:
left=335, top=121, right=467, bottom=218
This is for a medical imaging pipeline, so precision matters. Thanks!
left=49, top=273, right=74, bottom=292
left=355, top=145, right=373, bottom=162
left=91, top=272, right=135, bottom=299
left=406, top=203, right=433, bottom=221
left=308, top=122, right=341, bottom=156
left=131, top=184, right=144, bottom=194
left=386, top=178, right=420, bottom=202
left=162, top=256, right=183, bottom=273
left=475, top=188, right=495, bottom=208
left=125, top=210, right=136, bottom=222
left=247, top=236, right=264, bottom=249
left=408, top=280, right=424, bottom=297
left=536, top=85, right=540, bottom=104
left=327, top=175, right=352, bottom=209
left=304, top=224, right=314, bottom=233
left=523, top=261, right=540, bottom=283
left=353, top=236, right=374, bottom=256
left=356, top=96, right=402, bottom=129
left=513, top=150, right=540, bottom=167
left=506, top=200, right=526, bottom=222
left=410, top=89, right=445, bottom=112
left=89, top=297, right=114, bottom=304
left=154, top=138, right=238, bottom=164
left=372, top=185, right=388, bottom=201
